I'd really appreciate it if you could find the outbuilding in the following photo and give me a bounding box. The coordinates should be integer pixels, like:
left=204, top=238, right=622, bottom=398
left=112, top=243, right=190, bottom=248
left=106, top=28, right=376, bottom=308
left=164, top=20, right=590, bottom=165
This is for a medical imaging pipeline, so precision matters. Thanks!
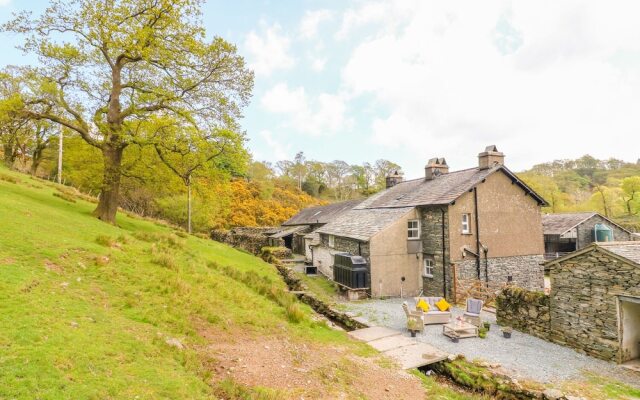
left=545, top=241, right=640, bottom=367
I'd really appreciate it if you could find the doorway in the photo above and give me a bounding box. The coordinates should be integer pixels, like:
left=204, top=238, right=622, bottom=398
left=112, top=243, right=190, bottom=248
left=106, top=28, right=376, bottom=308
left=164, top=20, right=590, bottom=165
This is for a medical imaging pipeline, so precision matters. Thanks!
left=618, top=296, right=640, bottom=368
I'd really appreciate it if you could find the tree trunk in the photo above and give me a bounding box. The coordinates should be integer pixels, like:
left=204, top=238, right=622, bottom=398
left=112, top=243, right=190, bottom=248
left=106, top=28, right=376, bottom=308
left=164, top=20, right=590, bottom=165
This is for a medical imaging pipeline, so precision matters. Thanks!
left=3, top=143, right=15, bottom=168
left=30, top=152, right=42, bottom=175
left=93, top=145, right=124, bottom=224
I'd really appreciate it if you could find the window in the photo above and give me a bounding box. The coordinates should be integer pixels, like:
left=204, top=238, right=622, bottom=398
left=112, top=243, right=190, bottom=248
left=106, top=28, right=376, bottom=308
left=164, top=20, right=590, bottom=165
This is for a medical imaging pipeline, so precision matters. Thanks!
left=423, top=256, right=434, bottom=278
left=462, top=213, right=471, bottom=234
left=328, top=235, right=335, bottom=248
left=407, top=220, right=420, bottom=239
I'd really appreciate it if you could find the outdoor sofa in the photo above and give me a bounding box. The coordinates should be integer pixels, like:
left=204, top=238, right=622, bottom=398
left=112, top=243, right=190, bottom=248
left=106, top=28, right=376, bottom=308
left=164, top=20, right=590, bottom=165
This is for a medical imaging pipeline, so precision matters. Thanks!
left=413, top=296, right=452, bottom=325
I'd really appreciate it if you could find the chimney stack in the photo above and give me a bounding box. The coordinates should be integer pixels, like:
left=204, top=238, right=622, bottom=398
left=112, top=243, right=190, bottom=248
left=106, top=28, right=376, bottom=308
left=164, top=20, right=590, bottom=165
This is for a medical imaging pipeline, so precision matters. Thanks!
left=478, top=145, right=505, bottom=170
left=425, top=157, right=449, bottom=180
left=385, top=170, right=403, bottom=189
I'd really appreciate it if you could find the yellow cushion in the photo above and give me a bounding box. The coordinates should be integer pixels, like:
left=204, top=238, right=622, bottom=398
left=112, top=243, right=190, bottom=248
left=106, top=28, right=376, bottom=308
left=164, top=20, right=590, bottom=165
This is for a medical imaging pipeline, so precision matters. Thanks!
left=435, top=298, right=451, bottom=312
left=416, top=299, right=430, bottom=312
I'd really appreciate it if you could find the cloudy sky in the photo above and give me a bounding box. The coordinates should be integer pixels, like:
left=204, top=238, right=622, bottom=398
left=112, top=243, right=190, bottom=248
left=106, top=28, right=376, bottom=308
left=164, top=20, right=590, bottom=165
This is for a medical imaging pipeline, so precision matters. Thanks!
left=2, top=0, right=640, bottom=177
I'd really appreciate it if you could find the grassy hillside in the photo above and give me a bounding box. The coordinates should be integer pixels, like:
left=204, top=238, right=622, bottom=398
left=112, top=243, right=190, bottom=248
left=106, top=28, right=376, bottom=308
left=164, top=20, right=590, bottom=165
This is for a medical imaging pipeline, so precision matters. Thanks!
left=0, top=167, right=481, bottom=399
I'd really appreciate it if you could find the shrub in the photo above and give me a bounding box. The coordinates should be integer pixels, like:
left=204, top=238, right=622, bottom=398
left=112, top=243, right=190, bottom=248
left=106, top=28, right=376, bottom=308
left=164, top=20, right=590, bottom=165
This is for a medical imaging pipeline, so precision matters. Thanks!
left=151, top=251, right=177, bottom=270
left=285, top=302, right=305, bottom=323
left=0, top=173, right=19, bottom=184
left=96, top=235, right=115, bottom=247
left=53, top=192, right=76, bottom=203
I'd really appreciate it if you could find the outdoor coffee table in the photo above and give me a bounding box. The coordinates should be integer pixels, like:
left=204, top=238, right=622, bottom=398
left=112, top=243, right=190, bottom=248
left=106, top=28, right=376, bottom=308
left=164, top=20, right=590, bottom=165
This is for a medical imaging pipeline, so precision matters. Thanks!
left=442, top=321, right=479, bottom=339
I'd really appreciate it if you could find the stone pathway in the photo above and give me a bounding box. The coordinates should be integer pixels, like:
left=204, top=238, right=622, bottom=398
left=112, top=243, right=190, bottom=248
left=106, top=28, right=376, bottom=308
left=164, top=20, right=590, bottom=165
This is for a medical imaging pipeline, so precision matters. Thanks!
left=342, top=298, right=640, bottom=388
left=348, top=326, right=449, bottom=369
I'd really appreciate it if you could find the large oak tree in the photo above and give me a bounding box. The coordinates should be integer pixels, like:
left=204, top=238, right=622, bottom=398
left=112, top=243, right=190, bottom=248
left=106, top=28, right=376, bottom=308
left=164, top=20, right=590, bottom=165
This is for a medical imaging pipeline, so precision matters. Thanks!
left=3, top=0, right=253, bottom=223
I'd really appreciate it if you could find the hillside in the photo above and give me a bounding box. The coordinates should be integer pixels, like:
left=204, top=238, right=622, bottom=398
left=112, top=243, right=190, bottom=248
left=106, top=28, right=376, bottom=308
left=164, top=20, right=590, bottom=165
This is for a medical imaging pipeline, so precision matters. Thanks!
left=0, top=166, right=479, bottom=399
left=518, top=156, right=640, bottom=231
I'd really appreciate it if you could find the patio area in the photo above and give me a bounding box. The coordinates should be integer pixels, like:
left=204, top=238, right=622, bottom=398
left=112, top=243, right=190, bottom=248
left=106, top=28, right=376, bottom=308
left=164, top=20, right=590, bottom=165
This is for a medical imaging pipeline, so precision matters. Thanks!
left=341, top=298, right=640, bottom=387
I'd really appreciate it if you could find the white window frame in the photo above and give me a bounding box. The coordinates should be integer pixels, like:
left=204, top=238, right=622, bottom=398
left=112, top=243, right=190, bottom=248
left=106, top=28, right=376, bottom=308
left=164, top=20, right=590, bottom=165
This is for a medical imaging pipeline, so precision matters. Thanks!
left=462, top=213, right=471, bottom=234
left=328, top=235, right=335, bottom=248
left=423, top=257, right=434, bottom=278
left=407, top=220, right=420, bottom=240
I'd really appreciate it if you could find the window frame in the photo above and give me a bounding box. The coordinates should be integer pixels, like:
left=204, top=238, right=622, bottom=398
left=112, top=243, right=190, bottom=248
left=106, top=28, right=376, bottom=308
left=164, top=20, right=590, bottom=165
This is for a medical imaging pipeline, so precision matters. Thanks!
left=407, top=219, right=421, bottom=240
left=461, top=213, right=472, bottom=234
left=423, top=256, right=434, bottom=278
left=328, top=234, right=335, bottom=248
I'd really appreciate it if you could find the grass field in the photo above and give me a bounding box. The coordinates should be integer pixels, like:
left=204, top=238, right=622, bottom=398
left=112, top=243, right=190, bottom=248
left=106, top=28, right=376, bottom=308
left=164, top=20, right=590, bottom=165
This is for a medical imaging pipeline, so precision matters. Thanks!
left=0, top=167, right=489, bottom=399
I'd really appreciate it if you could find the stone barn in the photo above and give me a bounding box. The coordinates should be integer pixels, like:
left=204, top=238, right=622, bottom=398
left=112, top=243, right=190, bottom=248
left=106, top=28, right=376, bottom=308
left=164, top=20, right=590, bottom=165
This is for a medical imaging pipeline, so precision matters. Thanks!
left=542, top=212, right=635, bottom=260
left=546, top=241, right=640, bottom=367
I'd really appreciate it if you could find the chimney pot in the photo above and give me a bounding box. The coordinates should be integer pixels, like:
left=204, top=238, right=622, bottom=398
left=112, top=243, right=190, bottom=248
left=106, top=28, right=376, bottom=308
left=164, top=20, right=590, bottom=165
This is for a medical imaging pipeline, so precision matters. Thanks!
left=425, top=157, right=449, bottom=180
left=478, top=145, right=505, bottom=170
left=385, top=170, right=403, bottom=189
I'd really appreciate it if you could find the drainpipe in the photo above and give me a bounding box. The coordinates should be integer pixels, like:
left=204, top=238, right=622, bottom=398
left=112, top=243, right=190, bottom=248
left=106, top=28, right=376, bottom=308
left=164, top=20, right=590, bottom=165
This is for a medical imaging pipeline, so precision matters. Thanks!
left=441, top=208, right=447, bottom=298
left=474, top=187, right=481, bottom=280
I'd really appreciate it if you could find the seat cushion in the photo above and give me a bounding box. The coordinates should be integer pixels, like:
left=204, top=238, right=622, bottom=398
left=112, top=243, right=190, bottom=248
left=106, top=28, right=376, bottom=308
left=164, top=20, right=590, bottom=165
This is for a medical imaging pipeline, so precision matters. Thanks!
left=416, top=299, right=430, bottom=312
left=435, top=298, right=451, bottom=311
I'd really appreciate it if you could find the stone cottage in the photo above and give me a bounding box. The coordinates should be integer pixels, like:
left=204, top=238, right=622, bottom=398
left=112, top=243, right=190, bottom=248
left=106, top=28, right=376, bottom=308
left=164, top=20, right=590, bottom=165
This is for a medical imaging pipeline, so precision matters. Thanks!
left=545, top=242, right=640, bottom=365
left=272, top=199, right=362, bottom=257
left=542, top=212, right=635, bottom=259
left=312, top=146, right=548, bottom=298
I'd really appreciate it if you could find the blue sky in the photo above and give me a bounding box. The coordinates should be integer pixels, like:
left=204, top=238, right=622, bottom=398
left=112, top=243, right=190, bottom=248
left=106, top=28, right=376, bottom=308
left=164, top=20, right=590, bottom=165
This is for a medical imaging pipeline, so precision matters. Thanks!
left=2, top=1, right=640, bottom=177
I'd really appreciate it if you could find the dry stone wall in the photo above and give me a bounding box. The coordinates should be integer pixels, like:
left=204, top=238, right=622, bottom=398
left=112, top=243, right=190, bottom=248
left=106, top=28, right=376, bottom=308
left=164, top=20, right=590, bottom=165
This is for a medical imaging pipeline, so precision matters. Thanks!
left=496, top=287, right=550, bottom=340
left=210, top=227, right=281, bottom=255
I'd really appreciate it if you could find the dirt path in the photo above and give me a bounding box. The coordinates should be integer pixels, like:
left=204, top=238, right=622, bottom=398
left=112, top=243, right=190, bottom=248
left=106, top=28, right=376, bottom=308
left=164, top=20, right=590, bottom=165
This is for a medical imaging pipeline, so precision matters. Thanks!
left=198, top=328, right=427, bottom=399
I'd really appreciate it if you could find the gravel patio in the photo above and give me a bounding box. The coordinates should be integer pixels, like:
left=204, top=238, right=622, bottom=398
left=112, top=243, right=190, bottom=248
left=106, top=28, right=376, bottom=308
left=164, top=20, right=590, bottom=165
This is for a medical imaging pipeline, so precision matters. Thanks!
left=341, top=298, right=640, bottom=387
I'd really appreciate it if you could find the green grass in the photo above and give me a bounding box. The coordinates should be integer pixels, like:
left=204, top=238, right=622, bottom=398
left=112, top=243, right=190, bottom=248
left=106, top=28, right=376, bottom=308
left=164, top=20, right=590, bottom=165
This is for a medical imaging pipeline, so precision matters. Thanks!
left=411, top=370, right=490, bottom=400
left=561, top=372, right=640, bottom=400
left=0, top=167, right=359, bottom=399
left=295, top=271, right=341, bottom=304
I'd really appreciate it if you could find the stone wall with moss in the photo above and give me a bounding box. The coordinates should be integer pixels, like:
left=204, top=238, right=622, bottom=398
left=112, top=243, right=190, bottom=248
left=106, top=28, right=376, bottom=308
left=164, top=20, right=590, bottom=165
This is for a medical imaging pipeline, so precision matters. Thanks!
left=210, top=227, right=281, bottom=255
left=496, top=287, right=550, bottom=340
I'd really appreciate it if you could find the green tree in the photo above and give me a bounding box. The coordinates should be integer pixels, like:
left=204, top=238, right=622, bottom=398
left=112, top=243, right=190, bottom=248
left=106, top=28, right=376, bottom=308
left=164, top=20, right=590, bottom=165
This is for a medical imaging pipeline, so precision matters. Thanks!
left=154, top=125, right=247, bottom=233
left=621, top=176, right=640, bottom=216
left=3, top=0, right=253, bottom=223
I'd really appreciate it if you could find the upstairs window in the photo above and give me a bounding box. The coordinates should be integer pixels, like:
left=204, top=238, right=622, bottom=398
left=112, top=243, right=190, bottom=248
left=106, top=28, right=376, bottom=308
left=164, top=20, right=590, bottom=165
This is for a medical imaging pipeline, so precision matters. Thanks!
left=407, top=220, right=420, bottom=239
left=462, top=213, right=471, bottom=234
left=328, top=235, right=335, bottom=248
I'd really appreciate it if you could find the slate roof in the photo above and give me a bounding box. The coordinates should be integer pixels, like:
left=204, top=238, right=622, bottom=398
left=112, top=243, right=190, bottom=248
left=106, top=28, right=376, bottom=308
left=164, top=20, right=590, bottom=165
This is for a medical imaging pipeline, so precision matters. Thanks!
left=542, top=212, right=598, bottom=235
left=545, top=241, right=640, bottom=267
left=542, top=212, right=632, bottom=236
left=268, top=225, right=308, bottom=239
left=315, top=207, right=414, bottom=241
left=282, top=199, right=363, bottom=226
left=598, top=242, right=640, bottom=266
left=355, top=165, right=546, bottom=209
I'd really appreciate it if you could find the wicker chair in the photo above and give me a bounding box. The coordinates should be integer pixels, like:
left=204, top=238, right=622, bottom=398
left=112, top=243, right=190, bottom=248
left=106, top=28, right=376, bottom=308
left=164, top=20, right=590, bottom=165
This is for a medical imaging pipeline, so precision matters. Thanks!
left=402, top=301, right=424, bottom=336
left=463, top=298, right=484, bottom=327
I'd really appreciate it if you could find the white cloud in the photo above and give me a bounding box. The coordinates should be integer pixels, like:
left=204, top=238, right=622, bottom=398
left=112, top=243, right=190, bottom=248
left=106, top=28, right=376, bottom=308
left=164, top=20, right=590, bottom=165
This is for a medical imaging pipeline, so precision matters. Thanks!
left=339, top=0, right=640, bottom=174
left=259, top=130, right=291, bottom=161
left=261, top=83, right=352, bottom=136
left=309, top=56, right=327, bottom=72
left=0, top=0, right=11, bottom=6
left=299, top=9, right=333, bottom=39
left=244, top=23, right=294, bottom=76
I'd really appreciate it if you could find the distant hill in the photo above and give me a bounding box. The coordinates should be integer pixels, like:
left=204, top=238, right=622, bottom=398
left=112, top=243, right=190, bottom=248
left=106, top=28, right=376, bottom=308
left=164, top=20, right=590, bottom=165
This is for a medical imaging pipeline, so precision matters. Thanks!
left=517, top=155, right=640, bottom=231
